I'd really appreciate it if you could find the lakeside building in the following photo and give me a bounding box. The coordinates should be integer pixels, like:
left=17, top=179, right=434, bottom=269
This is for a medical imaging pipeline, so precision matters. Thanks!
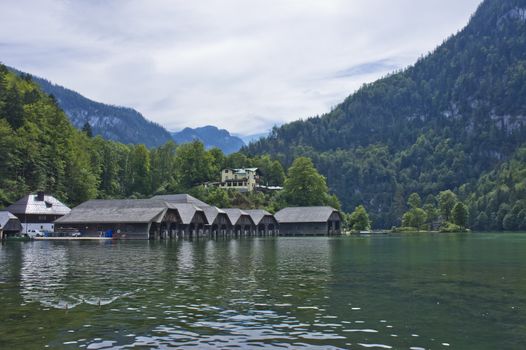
left=5, top=192, right=71, bottom=233
left=218, top=168, right=260, bottom=192
left=0, top=211, right=22, bottom=240
left=168, top=203, right=208, bottom=237
left=206, top=168, right=283, bottom=193
left=200, top=206, right=232, bottom=236
left=151, top=194, right=231, bottom=236
left=55, top=199, right=184, bottom=239
left=245, top=209, right=279, bottom=235
left=274, top=206, right=342, bottom=236
left=221, top=208, right=256, bottom=235
left=47, top=193, right=342, bottom=239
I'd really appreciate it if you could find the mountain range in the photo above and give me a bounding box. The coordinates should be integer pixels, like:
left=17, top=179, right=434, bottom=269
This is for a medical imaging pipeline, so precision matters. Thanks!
left=245, top=0, right=526, bottom=228
left=171, top=126, right=245, bottom=154
left=3, top=0, right=525, bottom=230
left=9, top=68, right=248, bottom=152
left=13, top=71, right=173, bottom=148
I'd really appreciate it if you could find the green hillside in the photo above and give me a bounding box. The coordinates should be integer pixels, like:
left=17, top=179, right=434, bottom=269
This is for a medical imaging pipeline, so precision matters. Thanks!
left=0, top=65, right=287, bottom=209
left=245, top=0, right=526, bottom=228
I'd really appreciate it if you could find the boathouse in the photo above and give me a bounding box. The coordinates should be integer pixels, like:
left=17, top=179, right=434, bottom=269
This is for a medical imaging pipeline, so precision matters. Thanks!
left=201, top=206, right=232, bottom=236
left=274, top=206, right=342, bottom=236
left=221, top=208, right=255, bottom=235
left=152, top=194, right=218, bottom=236
left=152, top=194, right=231, bottom=236
left=54, top=199, right=182, bottom=239
left=168, top=203, right=208, bottom=237
left=0, top=211, right=22, bottom=240
left=245, top=209, right=278, bottom=235
left=6, top=192, right=71, bottom=233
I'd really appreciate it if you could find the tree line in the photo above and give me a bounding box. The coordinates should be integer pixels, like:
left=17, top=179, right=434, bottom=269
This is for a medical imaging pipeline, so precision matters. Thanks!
left=1, top=61, right=524, bottom=231
left=0, top=63, right=341, bottom=214
left=243, top=0, right=526, bottom=229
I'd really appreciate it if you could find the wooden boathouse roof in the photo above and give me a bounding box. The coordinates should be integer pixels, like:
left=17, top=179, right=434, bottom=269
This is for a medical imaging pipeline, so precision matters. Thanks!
left=56, top=199, right=208, bottom=225
left=200, top=206, right=232, bottom=226
left=244, top=209, right=276, bottom=225
left=167, top=203, right=207, bottom=225
left=274, top=206, right=340, bottom=224
left=55, top=199, right=176, bottom=224
left=152, top=193, right=224, bottom=225
left=150, top=194, right=209, bottom=207
left=221, top=208, right=255, bottom=226
left=0, top=211, right=22, bottom=231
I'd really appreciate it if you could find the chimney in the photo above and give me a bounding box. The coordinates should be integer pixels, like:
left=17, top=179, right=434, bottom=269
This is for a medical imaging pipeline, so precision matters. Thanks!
left=36, top=191, right=45, bottom=201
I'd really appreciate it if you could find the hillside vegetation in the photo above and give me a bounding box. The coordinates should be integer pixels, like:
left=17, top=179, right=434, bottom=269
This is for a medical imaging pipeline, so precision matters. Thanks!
left=0, top=65, right=289, bottom=210
left=20, top=72, right=174, bottom=148
left=245, top=0, right=526, bottom=228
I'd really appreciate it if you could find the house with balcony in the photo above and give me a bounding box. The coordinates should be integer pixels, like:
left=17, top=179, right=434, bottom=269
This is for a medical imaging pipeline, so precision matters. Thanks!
left=218, top=168, right=260, bottom=192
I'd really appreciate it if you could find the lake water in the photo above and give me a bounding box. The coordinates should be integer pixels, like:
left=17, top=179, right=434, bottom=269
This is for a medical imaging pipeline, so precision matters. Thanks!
left=1, top=233, right=525, bottom=349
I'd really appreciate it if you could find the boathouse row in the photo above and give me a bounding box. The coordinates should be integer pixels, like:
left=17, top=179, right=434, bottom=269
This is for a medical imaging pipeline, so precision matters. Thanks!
left=274, top=206, right=342, bottom=236
left=54, top=199, right=228, bottom=239
left=50, top=194, right=342, bottom=239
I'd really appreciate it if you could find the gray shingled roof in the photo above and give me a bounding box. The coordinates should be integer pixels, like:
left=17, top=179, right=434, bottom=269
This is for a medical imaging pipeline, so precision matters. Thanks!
left=0, top=211, right=21, bottom=229
left=244, top=209, right=275, bottom=225
left=55, top=199, right=170, bottom=224
left=6, top=194, right=71, bottom=216
left=167, top=203, right=207, bottom=225
left=274, top=206, right=339, bottom=223
left=221, top=208, right=255, bottom=225
left=150, top=194, right=209, bottom=207
left=200, top=206, right=231, bottom=225
left=56, top=199, right=207, bottom=225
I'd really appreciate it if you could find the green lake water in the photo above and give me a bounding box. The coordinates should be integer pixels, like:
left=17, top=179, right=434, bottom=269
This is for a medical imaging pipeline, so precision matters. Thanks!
left=1, top=233, right=525, bottom=349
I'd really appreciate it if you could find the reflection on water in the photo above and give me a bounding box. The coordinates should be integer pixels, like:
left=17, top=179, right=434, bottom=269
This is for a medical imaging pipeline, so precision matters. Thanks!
left=21, top=243, right=71, bottom=308
left=1, top=234, right=526, bottom=349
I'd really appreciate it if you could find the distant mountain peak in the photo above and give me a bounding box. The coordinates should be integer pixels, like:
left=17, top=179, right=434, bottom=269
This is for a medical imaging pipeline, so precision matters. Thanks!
left=171, top=125, right=245, bottom=154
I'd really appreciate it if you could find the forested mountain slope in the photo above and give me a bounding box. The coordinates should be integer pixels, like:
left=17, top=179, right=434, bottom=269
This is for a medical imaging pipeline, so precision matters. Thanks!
left=10, top=68, right=173, bottom=148
left=245, top=0, right=526, bottom=227
left=0, top=65, right=100, bottom=204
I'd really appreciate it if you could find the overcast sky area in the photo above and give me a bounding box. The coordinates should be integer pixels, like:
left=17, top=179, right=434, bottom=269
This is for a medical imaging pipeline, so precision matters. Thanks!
left=0, top=0, right=481, bottom=136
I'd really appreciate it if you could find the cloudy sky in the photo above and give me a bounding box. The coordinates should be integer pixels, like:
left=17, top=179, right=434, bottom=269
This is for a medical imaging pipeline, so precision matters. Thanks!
left=0, top=0, right=481, bottom=136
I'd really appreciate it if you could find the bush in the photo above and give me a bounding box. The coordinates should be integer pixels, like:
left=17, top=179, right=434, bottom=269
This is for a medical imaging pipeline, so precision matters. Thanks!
left=439, top=222, right=469, bottom=233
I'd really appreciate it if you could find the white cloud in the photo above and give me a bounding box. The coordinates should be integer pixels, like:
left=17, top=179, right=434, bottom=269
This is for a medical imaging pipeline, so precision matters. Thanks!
left=0, top=0, right=481, bottom=135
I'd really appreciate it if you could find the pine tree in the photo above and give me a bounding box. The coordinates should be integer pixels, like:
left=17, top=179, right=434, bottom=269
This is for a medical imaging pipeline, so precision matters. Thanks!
left=82, top=122, right=93, bottom=137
